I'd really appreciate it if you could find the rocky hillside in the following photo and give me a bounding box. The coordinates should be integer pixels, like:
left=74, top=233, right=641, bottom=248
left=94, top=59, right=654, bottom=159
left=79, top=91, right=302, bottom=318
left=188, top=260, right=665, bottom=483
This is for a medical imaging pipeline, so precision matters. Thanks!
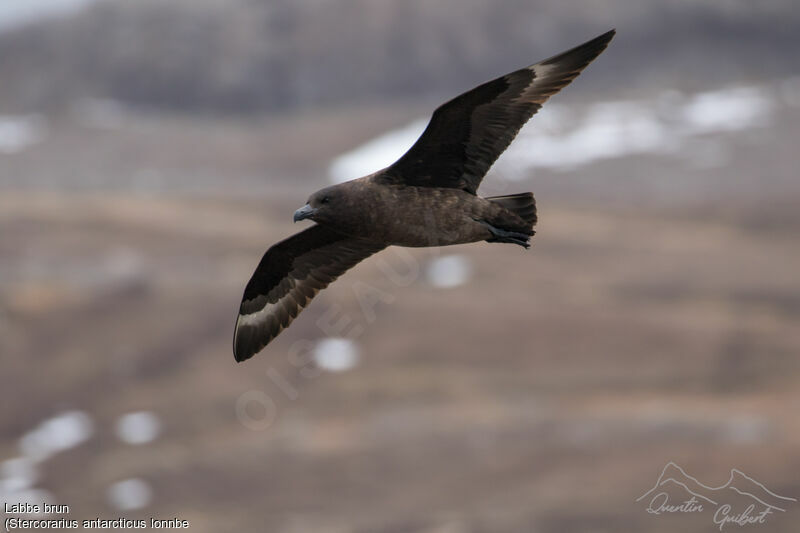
left=0, top=0, right=798, bottom=114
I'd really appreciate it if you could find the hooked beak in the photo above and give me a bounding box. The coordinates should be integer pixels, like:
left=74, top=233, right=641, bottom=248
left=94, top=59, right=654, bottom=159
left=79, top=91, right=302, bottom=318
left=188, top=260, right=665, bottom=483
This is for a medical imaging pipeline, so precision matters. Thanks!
left=293, top=204, right=316, bottom=223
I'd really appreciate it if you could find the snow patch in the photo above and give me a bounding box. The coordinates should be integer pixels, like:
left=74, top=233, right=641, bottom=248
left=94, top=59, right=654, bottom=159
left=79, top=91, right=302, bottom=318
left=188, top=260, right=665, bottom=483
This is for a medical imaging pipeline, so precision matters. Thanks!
left=328, top=119, right=427, bottom=183
left=115, top=411, right=161, bottom=445
left=328, top=84, right=777, bottom=182
left=426, top=255, right=472, bottom=289
left=0, top=0, right=97, bottom=33
left=107, top=478, right=152, bottom=511
left=313, top=338, right=359, bottom=372
left=0, top=115, right=47, bottom=154
left=0, top=488, right=56, bottom=514
left=18, top=411, right=94, bottom=461
left=1, top=457, right=38, bottom=492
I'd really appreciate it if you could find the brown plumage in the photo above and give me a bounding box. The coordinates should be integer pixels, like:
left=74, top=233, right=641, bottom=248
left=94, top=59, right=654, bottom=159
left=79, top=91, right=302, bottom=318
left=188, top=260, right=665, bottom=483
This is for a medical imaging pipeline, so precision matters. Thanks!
left=233, top=29, right=615, bottom=362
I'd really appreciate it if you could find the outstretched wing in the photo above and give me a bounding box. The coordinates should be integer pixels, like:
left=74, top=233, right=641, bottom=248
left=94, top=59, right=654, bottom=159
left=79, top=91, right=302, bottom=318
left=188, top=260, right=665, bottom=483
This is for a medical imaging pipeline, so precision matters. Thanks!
left=233, top=225, right=385, bottom=362
left=379, top=29, right=615, bottom=194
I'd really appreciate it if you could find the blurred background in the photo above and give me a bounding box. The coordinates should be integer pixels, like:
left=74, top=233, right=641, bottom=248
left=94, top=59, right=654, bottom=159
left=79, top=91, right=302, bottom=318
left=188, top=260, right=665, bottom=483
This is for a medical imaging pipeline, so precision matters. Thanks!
left=1, top=1, right=799, bottom=531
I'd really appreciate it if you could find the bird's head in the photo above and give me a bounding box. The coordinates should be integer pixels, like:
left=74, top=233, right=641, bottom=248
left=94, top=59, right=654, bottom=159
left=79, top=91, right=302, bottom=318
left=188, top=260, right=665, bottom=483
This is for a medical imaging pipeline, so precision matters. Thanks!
left=294, top=185, right=344, bottom=225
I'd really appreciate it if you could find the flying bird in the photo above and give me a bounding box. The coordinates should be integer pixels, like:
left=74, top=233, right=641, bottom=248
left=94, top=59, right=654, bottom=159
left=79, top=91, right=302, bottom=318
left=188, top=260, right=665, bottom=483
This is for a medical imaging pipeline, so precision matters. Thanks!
left=234, top=29, right=616, bottom=362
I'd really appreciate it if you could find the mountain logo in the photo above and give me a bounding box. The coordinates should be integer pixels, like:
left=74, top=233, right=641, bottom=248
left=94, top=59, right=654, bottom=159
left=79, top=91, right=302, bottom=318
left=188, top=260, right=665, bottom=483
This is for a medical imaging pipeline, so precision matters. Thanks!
left=636, top=462, right=796, bottom=530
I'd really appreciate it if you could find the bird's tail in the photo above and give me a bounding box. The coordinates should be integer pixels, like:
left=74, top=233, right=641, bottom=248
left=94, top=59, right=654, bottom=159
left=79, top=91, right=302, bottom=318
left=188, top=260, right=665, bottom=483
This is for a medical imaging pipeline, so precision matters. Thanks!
left=486, top=192, right=537, bottom=229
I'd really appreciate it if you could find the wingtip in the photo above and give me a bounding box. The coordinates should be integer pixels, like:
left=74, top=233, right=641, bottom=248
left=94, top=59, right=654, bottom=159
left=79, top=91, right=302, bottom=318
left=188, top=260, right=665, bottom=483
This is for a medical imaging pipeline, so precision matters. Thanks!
left=233, top=322, right=269, bottom=363
left=539, top=28, right=617, bottom=68
left=599, top=28, right=616, bottom=44
left=233, top=343, right=255, bottom=363
left=233, top=338, right=263, bottom=363
left=581, top=28, right=617, bottom=50
left=232, top=342, right=247, bottom=363
left=232, top=318, right=255, bottom=363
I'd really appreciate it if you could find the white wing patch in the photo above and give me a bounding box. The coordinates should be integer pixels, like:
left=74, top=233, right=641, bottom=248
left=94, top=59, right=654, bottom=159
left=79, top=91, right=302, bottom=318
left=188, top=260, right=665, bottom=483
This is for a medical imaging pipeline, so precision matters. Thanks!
left=236, top=300, right=281, bottom=327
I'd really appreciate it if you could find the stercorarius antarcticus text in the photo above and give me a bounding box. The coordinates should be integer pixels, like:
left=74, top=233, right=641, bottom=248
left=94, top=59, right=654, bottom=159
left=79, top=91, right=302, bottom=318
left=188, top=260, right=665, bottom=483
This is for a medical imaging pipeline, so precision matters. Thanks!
left=234, top=29, right=616, bottom=362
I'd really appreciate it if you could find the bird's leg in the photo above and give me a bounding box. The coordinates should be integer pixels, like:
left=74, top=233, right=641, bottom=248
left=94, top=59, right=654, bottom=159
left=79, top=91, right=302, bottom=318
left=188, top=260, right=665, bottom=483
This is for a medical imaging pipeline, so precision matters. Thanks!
left=478, top=221, right=532, bottom=249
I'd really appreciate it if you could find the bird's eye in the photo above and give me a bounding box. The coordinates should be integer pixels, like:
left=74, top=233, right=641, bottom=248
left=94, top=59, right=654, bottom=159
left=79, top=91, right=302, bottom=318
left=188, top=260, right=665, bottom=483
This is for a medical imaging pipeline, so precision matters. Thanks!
left=320, top=196, right=331, bottom=204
